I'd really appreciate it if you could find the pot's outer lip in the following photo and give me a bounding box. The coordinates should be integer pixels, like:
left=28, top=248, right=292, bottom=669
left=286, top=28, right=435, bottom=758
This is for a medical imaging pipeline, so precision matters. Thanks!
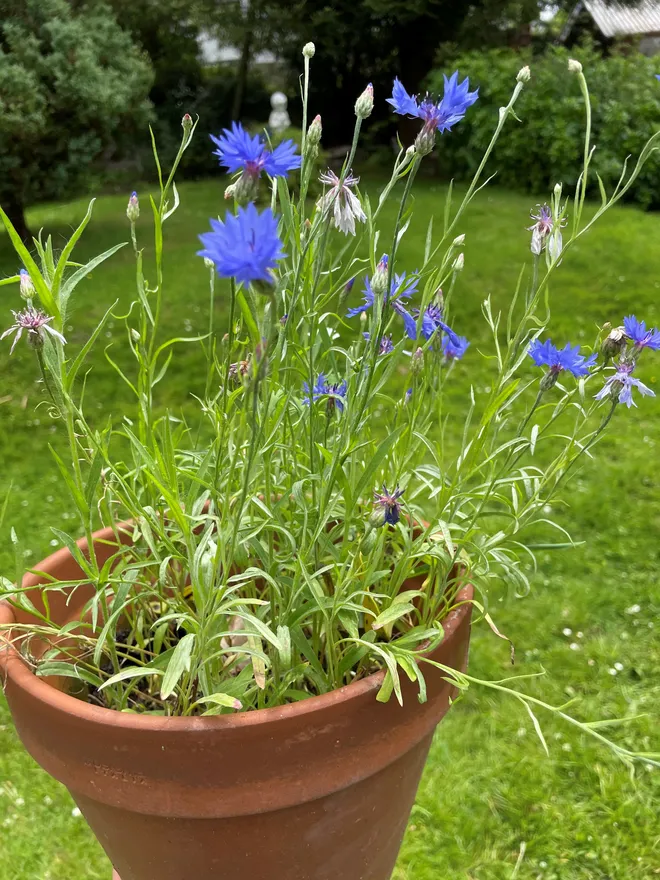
left=1, top=526, right=474, bottom=818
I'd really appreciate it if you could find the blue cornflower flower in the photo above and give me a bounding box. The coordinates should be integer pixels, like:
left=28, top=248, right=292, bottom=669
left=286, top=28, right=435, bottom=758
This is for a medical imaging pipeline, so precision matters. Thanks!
left=211, top=122, right=301, bottom=179
left=528, top=339, right=597, bottom=378
left=442, top=334, right=470, bottom=360
left=346, top=263, right=419, bottom=339
left=595, top=362, right=655, bottom=408
left=198, top=203, right=285, bottom=286
left=373, top=484, right=404, bottom=526
left=363, top=332, right=394, bottom=354
left=418, top=302, right=461, bottom=347
left=387, top=72, right=478, bottom=135
left=623, top=315, right=660, bottom=351
left=303, top=374, right=347, bottom=412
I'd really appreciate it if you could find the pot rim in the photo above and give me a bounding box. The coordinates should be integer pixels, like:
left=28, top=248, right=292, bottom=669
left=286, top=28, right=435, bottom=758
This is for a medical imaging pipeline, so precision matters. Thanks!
left=1, top=524, right=474, bottom=732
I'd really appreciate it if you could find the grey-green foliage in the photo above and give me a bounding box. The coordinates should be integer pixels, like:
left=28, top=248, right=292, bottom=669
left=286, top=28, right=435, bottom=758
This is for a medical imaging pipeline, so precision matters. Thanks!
left=428, top=45, right=660, bottom=208
left=0, top=0, right=153, bottom=234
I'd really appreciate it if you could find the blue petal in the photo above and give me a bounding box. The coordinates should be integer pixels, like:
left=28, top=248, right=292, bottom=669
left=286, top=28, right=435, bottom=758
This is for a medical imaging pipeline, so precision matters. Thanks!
left=263, top=139, right=302, bottom=177
left=386, top=78, right=420, bottom=117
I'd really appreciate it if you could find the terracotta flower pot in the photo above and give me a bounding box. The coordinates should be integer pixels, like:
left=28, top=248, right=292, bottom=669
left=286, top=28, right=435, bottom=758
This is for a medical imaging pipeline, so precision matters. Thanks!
left=0, top=526, right=473, bottom=880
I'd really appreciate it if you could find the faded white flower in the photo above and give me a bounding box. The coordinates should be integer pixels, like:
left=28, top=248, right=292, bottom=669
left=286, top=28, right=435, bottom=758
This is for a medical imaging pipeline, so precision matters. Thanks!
left=1, top=307, right=66, bottom=354
left=317, top=170, right=366, bottom=236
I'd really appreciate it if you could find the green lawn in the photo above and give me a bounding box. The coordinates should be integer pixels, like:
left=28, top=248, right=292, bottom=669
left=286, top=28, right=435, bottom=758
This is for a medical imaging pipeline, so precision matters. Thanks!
left=0, top=176, right=659, bottom=879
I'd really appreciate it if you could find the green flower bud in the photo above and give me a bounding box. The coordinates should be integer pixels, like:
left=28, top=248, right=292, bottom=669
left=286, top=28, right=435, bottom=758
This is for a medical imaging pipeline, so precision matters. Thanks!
left=355, top=83, right=374, bottom=119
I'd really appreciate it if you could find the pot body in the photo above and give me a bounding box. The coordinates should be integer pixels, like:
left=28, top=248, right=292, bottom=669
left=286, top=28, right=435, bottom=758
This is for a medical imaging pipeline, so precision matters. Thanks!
left=1, top=528, right=473, bottom=880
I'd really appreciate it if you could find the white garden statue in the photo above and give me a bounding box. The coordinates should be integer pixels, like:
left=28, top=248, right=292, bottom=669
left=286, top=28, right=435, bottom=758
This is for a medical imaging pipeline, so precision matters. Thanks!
left=269, top=91, right=291, bottom=135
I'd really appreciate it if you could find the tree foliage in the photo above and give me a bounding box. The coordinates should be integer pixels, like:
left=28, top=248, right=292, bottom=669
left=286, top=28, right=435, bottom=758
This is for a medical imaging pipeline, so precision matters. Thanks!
left=427, top=44, right=660, bottom=208
left=0, top=0, right=153, bottom=238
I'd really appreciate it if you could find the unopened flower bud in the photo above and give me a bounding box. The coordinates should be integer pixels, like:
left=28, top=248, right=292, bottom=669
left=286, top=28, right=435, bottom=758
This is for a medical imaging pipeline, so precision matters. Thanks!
left=434, top=287, right=444, bottom=310
left=553, top=182, right=562, bottom=199
left=233, top=173, right=258, bottom=205
left=18, top=269, right=34, bottom=301
left=355, top=83, right=374, bottom=119
left=414, top=125, right=436, bottom=157
left=568, top=58, right=582, bottom=74
left=181, top=113, right=193, bottom=132
left=307, top=114, right=322, bottom=147
left=601, top=325, right=627, bottom=360
left=224, top=182, right=237, bottom=200
left=517, top=66, right=531, bottom=84
left=411, top=347, right=424, bottom=374
left=540, top=370, right=559, bottom=392
left=130, top=328, right=141, bottom=343
left=302, top=42, right=316, bottom=59
left=406, top=145, right=416, bottom=157
left=204, top=257, right=214, bottom=270
left=126, top=191, right=139, bottom=223
left=452, top=253, right=465, bottom=273
left=453, top=234, right=465, bottom=247
left=304, top=218, right=312, bottom=231
left=370, top=254, right=389, bottom=297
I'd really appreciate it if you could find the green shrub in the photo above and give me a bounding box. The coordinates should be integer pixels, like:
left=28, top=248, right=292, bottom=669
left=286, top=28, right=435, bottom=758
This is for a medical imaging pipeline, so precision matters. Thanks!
left=427, top=45, right=660, bottom=207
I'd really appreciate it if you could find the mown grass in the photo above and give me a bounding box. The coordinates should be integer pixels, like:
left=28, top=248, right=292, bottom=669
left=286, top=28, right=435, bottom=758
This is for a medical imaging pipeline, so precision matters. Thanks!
left=0, top=176, right=659, bottom=879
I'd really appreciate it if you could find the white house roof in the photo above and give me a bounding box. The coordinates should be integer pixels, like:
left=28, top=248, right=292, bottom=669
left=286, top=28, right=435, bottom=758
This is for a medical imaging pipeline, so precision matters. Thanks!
left=584, top=0, right=660, bottom=37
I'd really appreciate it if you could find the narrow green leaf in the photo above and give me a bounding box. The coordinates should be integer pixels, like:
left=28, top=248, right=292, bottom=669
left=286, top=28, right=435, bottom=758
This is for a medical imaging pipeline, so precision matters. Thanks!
left=197, top=692, right=242, bottom=711
left=160, top=632, right=195, bottom=699
left=0, top=207, right=59, bottom=322
left=100, top=665, right=163, bottom=691
left=52, top=199, right=96, bottom=305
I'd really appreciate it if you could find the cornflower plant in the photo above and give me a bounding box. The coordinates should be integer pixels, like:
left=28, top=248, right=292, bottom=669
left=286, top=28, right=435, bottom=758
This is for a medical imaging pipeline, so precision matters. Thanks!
left=1, top=50, right=659, bottom=768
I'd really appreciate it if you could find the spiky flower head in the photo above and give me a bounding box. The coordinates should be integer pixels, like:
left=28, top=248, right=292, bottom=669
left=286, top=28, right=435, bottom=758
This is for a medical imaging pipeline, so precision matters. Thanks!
left=317, top=170, right=366, bottom=236
left=387, top=72, right=478, bottom=153
left=442, top=334, right=470, bottom=361
left=198, top=204, right=285, bottom=287
left=211, top=122, right=301, bottom=181
left=303, top=374, right=348, bottom=413
left=623, top=315, right=660, bottom=351
left=373, top=484, right=404, bottom=526
left=1, top=307, right=66, bottom=354
left=595, top=361, right=655, bottom=408
left=529, top=339, right=597, bottom=390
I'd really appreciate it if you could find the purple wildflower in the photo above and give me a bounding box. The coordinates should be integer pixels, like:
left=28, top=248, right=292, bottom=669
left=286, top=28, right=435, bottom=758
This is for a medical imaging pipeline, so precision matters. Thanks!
left=1, top=307, right=66, bottom=354
left=211, top=122, right=301, bottom=179
left=528, top=204, right=556, bottom=256
left=595, top=362, right=655, bottom=408
left=363, top=332, right=394, bottom=355
left=198, top=204, right=285, bottom=286
left=373, top=484, right=404, bottom=526
left=317, top=169, right=366, bottom=236
left=442, top=334, right=470, bottom=360
left=346, top=258, right=419, bottom=339
left=418, top=302, right=461, bottom=347
left=303, top=374, right=348, bottom=412
left=387, top=73, right=478, bottom=135
left=528, top=339, right=597, bottom=378
left=623, top=315, right=660, bottom=351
